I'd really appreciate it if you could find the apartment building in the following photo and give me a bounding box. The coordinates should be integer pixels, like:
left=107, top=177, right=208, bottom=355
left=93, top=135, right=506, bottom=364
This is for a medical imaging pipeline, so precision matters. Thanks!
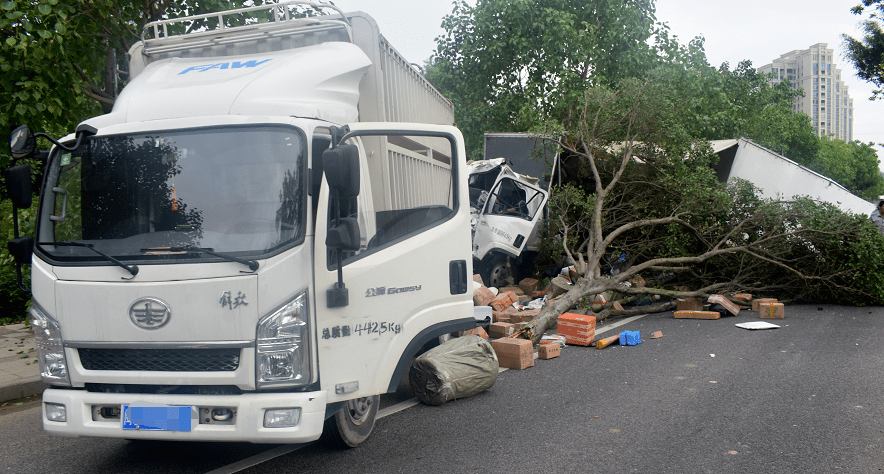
left=757, top=43, right=854, bottom=142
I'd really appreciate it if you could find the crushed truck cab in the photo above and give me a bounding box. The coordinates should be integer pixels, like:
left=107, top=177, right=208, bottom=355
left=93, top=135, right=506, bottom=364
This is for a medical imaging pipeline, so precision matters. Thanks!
left=9, top=2, right=476, bottom=446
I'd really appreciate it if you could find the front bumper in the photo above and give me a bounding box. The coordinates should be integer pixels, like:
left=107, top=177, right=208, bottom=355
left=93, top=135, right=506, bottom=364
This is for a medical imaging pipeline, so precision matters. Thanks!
left=41, top=388, right=328, bottom=443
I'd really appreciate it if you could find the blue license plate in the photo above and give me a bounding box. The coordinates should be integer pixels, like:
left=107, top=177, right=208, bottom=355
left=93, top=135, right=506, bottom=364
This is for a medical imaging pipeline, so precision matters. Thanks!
left=122, top=405, right=194, bottom=432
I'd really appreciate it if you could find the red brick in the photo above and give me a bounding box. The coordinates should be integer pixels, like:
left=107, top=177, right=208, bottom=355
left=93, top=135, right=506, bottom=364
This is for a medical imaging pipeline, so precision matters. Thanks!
left=510, top=308, right=540, bottom=323
left=473, top=286, right=495, bottom=306
left=490, top=291, right=518, bottom=311
left=472, top=274, right=484, bottom=286
left=613, top=301, right=624, bottom=311
left=752, top=298, right=778, bottom=312
left=560, top=333, right=594, bottom=346
left=499, top=286, right=526, bottom=296
left=759, top=302, right=785, bottom=319
left=731, top=293, right=752, bottom=305
left=464, top=327, right=489, bottom=339
left=538, top=343, right=560, bottom=360
left=676, top=297, right=703, bottom=312
left=674, top=310, right=720, bottom=320
left=488, top=322, right=516, bottom=338
left=518, top=278, right=539, bottom=295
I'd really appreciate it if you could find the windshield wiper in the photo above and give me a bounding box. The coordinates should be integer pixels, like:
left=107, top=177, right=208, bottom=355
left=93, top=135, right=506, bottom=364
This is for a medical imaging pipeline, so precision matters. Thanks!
left=140, top=246, right=259, bottom=272
left=38, top=241, right=139, bottom=279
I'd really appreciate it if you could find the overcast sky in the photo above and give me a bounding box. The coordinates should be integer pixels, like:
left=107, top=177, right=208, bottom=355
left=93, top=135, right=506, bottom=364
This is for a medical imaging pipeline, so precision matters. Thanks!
left=328, top=0, right=884, bottom=164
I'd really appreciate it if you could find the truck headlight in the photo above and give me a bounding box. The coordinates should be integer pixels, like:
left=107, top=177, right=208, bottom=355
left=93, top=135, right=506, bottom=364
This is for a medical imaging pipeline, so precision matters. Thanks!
left=256, top=291, right=310, bottom=389
left=29, top=303, right=71, bottom=387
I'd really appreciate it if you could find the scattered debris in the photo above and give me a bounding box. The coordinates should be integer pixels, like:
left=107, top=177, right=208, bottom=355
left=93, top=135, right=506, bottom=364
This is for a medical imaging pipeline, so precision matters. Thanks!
left=538, top=343, right=560, bottom=360
left=708, top=295, right=740, bottom=316
left=674, top=310, right=721, bottom=320
left=650, top=331, right=663, bottom=339
left=618, top=330, right=641, bottom=346
left=736, top=321, right=780, bottom=330
left=595, top=334, right=621, bottom=349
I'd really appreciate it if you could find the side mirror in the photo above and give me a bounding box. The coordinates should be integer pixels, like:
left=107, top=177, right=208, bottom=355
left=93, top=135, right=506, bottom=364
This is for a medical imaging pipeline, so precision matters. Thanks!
left=5, top=164, right=32, bottom=209
left=326, top=217, right=361, bottom=251
left=8, top=236, right=33, bottom=265
left=10, top=125, right=36, bottom=160
left=323, top=145, right=360, bottom=198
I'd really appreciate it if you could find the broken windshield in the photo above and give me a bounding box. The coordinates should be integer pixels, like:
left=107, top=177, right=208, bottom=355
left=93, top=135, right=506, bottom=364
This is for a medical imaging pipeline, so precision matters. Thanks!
left=37, top=125, right=306, bottom=263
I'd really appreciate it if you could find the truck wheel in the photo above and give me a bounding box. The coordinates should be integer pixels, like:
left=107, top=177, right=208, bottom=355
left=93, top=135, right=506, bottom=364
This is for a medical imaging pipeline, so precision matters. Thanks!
left=323, top=395, right=379, bottom=448
left=482, top=255, right=512, bottom=288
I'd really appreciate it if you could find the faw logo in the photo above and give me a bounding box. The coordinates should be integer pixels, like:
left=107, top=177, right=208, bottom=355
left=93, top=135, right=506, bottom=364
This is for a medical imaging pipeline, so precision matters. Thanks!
left=178, top=59, right=273, bottom=75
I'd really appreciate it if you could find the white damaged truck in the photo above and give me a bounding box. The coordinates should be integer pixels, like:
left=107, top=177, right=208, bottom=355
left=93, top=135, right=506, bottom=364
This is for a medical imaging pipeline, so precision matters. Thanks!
left=6, top=1, right=476, bottom=446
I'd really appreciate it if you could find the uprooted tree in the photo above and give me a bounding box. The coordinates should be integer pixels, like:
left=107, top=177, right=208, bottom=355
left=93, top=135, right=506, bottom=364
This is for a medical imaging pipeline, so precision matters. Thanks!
left=521, top=76, right=884, bottom=344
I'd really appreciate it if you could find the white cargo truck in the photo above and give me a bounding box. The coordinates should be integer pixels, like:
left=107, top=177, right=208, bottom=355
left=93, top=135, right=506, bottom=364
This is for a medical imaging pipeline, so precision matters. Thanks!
left=6, top=1, right=477, bottom=446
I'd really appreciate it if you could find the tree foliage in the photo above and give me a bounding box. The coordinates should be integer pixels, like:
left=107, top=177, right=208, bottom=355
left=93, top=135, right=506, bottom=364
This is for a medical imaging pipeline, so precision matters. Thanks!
left=843, top=0, right=884, bottom=99
left=427, top=0, right=665, bottom=159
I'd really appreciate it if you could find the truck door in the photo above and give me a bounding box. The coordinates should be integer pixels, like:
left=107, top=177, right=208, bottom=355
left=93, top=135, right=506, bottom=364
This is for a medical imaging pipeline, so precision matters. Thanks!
left=313, top=124, right=475, bottom=402
left=472, top=173, right=549, bottom=262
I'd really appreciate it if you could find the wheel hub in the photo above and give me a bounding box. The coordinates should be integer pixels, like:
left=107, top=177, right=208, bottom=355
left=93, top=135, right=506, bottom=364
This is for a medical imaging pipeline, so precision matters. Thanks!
left=346, top=397, right=373, bottom=426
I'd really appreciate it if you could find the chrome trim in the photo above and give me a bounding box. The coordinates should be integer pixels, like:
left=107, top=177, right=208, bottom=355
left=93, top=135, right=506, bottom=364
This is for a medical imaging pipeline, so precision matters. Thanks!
left=65, top=341, right=255, bottom=349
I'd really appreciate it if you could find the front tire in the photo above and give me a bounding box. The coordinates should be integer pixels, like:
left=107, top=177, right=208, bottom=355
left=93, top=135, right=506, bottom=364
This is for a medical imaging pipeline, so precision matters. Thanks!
left=481, top=254, right=512, bottom=288
left=322, top=395, right=379, bottom=448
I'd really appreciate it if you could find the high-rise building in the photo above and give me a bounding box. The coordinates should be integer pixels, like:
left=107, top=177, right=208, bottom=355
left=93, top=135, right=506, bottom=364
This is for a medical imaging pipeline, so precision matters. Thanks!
left=757, top=43, right=854, bottom=142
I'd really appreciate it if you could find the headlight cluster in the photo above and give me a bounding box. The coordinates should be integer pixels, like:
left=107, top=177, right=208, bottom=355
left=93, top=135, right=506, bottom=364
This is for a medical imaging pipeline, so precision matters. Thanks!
left=256, top=291, right=310, bottom=389
left=29, top=303, right=71, bottom=387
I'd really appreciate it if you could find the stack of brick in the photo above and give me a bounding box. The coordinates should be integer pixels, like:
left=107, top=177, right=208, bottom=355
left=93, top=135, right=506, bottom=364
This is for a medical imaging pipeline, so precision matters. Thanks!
left=490, top=338, right=534, bottom=369
left=488, top=322, right=516, bottom=338
left=556, top=313, right=596, bottom=346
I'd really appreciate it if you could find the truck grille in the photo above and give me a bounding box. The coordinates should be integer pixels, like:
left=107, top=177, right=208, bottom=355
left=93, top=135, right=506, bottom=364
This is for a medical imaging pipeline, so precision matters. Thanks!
left=78, top=348, right=241, bottom=372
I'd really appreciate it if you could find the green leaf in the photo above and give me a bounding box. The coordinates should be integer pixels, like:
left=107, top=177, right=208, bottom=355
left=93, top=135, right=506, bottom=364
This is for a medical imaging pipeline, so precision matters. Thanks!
left=37, top=4, right=51, bottom=15
left=37, top=29, right=51, bottom=39
left=4, top=36, right=14, bottom=46
left=0, top=2, right=14, bottom=11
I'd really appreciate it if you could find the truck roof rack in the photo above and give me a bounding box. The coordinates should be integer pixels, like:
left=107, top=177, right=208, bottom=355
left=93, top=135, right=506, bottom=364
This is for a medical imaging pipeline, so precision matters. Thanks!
left=140, top=1, right=350, bottom=56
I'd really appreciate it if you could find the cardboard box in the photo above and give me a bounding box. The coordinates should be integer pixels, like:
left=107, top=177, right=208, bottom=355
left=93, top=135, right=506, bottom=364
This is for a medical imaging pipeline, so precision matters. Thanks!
left=473, top=286, right=496, bottom=306
left=519, top=278, right=539, bottom=295
left=488, top=322, right=516, bottom=338
left=708, top=294, right=740, bottom=316
left=491, top=337, right=532, bottom=356
left=759, top=302, right=785, bottom=319
left=538, top=343, right=560, bottom=360
left=674, top=310, right=720, bottom=320
left=498, top=353, right=535, bottom=369
left=676, top=297, right=703, bottom=311
left=490, top=291, right=518, bottom=311
left=557, top=313, right=596, bottom=346
left=752, top=298, right=778, bottom=312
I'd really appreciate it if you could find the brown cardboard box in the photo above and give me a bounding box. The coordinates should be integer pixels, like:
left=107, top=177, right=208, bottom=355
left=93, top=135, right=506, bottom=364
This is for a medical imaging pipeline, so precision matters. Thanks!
left=752, top=298, right=778, bottom=312
left=676, top=297, right=703, bottom=311
left=491, top=337, right=532, bottom=356
left=708, top=294, right=740, bottom=316
left=473, top=286, right=495, bottom=306
left=488, top=322, right=516, bottom=338
left=538, top=343, right=560, bottom=360
left=518, top=278, right=539, bottom=295
left=557, top=313, right=596, bottom=346
left=490, top=291, right=518, bottom=311
left=759, top=302, right=785, bottom=319
left=497, top=353, right=535, bottom=369
left=674, top=310, right=720, bottom=320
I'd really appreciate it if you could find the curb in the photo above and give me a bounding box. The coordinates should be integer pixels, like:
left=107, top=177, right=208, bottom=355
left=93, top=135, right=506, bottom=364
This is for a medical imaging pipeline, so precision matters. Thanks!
left=0, top=376, right=47, bottom=404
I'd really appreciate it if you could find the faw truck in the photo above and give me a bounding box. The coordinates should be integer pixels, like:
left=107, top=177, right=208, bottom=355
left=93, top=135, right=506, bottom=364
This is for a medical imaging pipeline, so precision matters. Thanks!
left=6, top=1, right=477, bottom=447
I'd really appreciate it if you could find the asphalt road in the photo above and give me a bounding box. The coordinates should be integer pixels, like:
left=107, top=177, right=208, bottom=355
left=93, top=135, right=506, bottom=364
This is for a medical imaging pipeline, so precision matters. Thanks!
left=2, top=304, right=883, bottom=473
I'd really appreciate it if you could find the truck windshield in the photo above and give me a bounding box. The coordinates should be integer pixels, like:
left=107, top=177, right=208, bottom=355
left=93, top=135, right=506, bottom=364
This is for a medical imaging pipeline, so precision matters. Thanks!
left=37, top=125, right=306, bottom=262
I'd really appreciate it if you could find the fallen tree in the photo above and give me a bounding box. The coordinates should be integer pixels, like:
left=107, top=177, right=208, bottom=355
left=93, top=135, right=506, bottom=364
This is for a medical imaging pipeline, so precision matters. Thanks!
left=521, top=77, right=884, bottom=344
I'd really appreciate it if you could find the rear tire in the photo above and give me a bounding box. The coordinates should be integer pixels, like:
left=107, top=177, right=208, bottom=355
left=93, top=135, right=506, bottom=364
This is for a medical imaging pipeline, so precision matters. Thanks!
left=322, top=395, right=379, bottom=448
